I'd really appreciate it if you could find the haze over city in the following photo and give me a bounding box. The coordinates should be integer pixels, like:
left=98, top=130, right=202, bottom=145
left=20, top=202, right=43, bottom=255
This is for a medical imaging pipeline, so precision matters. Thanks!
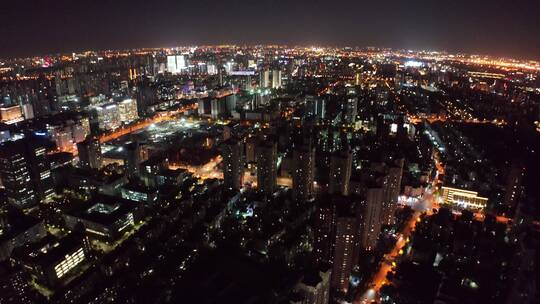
left=2, top=0, right=540, bottom=59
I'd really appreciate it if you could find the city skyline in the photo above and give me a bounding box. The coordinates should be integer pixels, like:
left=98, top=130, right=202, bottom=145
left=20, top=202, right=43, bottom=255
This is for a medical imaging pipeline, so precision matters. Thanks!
left=4, top=44, right=540, bottom=64
left=0, top=4, right=539, bottom=303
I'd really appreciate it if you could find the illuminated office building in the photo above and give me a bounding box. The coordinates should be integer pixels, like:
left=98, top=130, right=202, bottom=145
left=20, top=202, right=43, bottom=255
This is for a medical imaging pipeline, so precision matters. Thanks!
left=12, top=232, right=91, bottom=288
left=272, top=69, right=282, bottom=88
left=95, top=103, right=120, bottom=130
left=167, top=55, right=186, bottom=74
left=0, top=135, right=54, bottom=208
left=118, top=98, right=139, bottom=123
left=207, top=64, right=218, bottom=75
left=259, top=69, right=282, bottom=89
left=260, top=70, right=271, bottom=88
left=441, top=186, right=488, bottom=211
left=0, top=105, right=23, bottom=124
left=0, top=142, right=36, bottom=208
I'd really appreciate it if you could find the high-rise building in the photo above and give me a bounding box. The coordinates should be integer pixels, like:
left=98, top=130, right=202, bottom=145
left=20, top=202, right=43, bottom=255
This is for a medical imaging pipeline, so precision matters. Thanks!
left=207, top=64, right=218, bottom=75
left=224, top=61, right=234, bottom=74
left=361, top=187, right=384, bottom=251
left=225, top=94, right=237, bottom=116
left=292, top=144, right=315, bottom=202
left=0, top=135, right=54, bottom=208
left=21, top=104, right=34, bottom=120
left=27, top=139, right=55, bottom=203
left=124, top=141, right=141, bottom=177
left=313, top=201, right=335, bottom=264
left=272, top=69, right=282, bottom=89
left=259, top=69, right=282, bottom=89
left=71, top=121, right=88, bottom=143
left=256, top=139, right=277, bottom=196
left=331, top=215, right=360, bottom=292
left=0, top=269, right=35, bottom=304
left=95, top=103, right=120, bottom=131
left=375, top=84, right=389, bottom=105
left=244, top=137, right=257, bottom=164
left=329, top=149, right=353, bottom=196
left=198, top=99, right=207, bottom=116
left=50, top=126, right=73, bottom=151
left=211, top=99, right=219, bottom=119
left=260, top=70, right=271, bottom=88
left=381, top=159, right=404, bottom=226
left=376, top=115, right=390, bottom=140
left=306, top=96, right=326, bottom=119
left=167, top=56, right=177, bottom=74
left=222, top=138, right=244, bottom=191
left=293, top=268, right=332, bottom=304
left=77, top=137, right=102, bottom=170
left=210, top=99, right=226, bottom=119
left=222, top=124, right=233, bottom=141
left=167, top=55, right=186, bottom=74
left=136, top=78, right=157, bottom=116
left=251, top=92, right=271, bottom=109
left=343, top=96, right=358, bottom=123
left=118, top=98, right=138, bottom=123
left=0, top=141, right=36, bottom=208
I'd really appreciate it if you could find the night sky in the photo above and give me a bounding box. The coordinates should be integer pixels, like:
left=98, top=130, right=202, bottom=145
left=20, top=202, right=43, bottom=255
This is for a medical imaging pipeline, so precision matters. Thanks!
left=1, top=0, right=539, bottom=59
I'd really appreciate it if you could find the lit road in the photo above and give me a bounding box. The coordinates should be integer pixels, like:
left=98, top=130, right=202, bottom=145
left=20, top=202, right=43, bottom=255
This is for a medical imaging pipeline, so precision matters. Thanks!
left=49, top=104, right=197, bottom=160
left=431, top=145, right=511, bottom=224
left=355, top=211, right=421, bottom=304
left=355, top=148, right=444, bottom=304
left=169, top=156, right=223, bottom=180
left=407, top=114, right=507, bottom=127
left=53, top=144, right=79, bottom=155
left=99, top=104, right=197, bottom=143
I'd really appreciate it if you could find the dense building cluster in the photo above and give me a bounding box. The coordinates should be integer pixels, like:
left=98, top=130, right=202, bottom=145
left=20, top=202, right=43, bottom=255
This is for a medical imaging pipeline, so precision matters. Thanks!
left=0, top=46, right=539, bottom=303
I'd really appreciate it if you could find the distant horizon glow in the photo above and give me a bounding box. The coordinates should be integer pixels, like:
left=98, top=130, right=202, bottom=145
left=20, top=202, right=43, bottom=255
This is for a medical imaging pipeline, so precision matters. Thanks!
left=1, top=0, right=540, bottom=60
left=404, top=60, right=424, bottom=68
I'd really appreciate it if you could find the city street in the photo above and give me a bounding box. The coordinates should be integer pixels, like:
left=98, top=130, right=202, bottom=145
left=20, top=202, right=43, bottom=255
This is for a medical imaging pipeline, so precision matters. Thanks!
left=355, top=211, right=420, bottom=304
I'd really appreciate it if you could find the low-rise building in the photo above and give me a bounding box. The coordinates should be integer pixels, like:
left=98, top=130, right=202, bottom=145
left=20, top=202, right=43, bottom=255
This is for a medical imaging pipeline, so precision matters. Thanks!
left=0, top=208, right=47, bottom=261
left=11, top=232, right=91, bottom=289
left=440, top=186, right=488, bottom=211
left=64, top=194, right=144, bottom=242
